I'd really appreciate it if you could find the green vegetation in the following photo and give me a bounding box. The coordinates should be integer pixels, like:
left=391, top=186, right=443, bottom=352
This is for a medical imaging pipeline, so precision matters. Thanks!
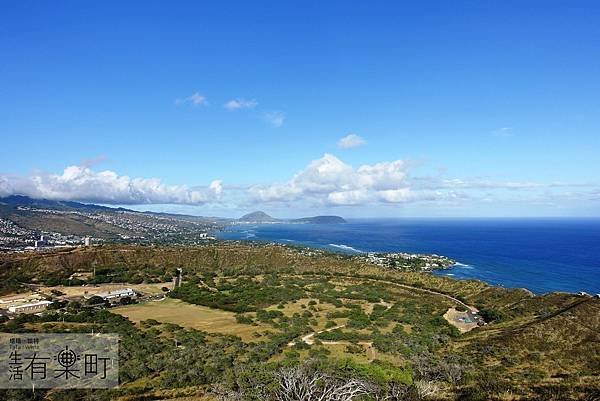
left=0, top=244, right=598, bottom=400
left=478, top=307, right=504, bottom=322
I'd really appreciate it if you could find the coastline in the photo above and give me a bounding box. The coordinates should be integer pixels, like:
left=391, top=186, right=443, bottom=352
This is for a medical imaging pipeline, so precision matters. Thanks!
left=214, top=221, right=600, bottom=295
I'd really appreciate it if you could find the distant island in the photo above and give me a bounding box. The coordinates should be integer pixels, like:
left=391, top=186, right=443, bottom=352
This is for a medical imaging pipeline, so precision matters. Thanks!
left=291, top=215, right=347, bottom=224
left=238, top=211, right=346, bottom=224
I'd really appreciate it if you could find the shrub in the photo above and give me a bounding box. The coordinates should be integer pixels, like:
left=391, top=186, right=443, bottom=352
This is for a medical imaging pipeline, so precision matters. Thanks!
left=235, top=314, right=254, bottom=325
left=479, top=308, right=504, bottom=323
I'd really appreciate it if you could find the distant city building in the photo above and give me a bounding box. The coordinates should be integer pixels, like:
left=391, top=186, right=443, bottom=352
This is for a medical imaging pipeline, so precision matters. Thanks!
left=8, top=300, right=53, bottom=314
left=174, top=268, right=183, bottom=289
left=84, top=237, right=92, bottom=246
left=34, top=235, right=48, bottom=248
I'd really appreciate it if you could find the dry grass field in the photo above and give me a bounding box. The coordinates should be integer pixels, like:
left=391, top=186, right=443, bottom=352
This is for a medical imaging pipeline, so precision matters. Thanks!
left=112, top=298, right=270, bottom=341
left=38, top=282, right=171, bottom=298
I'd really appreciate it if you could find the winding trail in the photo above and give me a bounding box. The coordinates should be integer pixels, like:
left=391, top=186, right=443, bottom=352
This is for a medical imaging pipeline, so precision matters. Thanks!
left=288, top=324, right=347, bottom=346
left=208, top=271, right=482, bottom=342
left=287, top=272, right=479, bottom=313
left=281, top=273, right=482, bottom=345
left=359, top=276, right=478, bottom=313
left=216, top=272, right=479, bottom=313
left=288, top=299, right=393, bottom=347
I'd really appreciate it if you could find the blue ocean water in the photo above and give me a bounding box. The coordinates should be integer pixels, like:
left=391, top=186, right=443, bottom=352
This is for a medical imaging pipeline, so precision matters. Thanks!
left=216, top=219, right=600, bottom=294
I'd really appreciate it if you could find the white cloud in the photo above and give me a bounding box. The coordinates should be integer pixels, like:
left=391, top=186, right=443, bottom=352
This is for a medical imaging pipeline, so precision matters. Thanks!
left=3, top=158, right=595, bottom=213
left=377, top=188, right=416, bottom=203
left=176, top=92, right=208, bottom=106
left=224, top=98, right=258, bottom=110
left=337, top=134, right=366, bottom=149
left=263, top=111, right=285, bottom=128
left=492, top=127, right=514, bottom=137
left=328, top=190, right=370, bottom=205
left=247, top=154, right=582, bottom=208
left=249, top=154, right=418, bottom=205
left=0, top=166, right=223, bottom=205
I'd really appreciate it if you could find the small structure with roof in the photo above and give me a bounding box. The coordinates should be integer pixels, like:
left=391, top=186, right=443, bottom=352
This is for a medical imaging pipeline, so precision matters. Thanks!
left=93, top=288, right=136, bottom=301
left=8, top=300, right=53, bottom=314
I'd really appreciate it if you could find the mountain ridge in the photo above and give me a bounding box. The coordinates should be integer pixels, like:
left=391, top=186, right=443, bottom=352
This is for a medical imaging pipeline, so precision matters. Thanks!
left=238, top=211, right=279, bottom=223
left=237, top=210, right=346, bottom=224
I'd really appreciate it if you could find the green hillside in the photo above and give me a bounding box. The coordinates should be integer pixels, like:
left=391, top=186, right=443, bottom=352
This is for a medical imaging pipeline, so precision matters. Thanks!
left=0, top=244, right=598, bottom=400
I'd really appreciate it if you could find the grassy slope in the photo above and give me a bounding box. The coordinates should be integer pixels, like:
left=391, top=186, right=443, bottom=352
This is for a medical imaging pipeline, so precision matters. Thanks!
left=1, top=244, right=599, bottom=399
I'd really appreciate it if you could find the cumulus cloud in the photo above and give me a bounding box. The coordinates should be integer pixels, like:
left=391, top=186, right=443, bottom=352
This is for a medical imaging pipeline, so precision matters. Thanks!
left=176, top=92, right=208, bottom=106
left=378, top=188, right=417, bottom=203
left=3, top=158, right=593, bottom=212
left=224, top=98, right=258, bottom=110
left=263, top=111, right=285, bottom=128
left=249, top=154, right=423, bottom=205
left=328, top=189, right=371, bottom=205
left=337, top=134, right=366, bottom=149
left=0, top=166, right=223, bottom=205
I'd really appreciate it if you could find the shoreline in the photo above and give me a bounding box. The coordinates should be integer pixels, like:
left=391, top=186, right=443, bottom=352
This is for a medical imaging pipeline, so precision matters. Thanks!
left=2, top=231, right=595, bottom=297
left=1, top=241, right=594, bottom=300
left=215, top=230, right=595, bottom=296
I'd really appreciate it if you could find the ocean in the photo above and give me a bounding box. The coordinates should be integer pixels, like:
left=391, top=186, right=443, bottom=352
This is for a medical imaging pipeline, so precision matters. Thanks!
left=216, top=218, right=600, bottom=294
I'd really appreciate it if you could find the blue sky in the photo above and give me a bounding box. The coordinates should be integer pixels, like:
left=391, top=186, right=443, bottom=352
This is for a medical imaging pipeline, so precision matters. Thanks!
left=1, top=1, right=599, bottom=217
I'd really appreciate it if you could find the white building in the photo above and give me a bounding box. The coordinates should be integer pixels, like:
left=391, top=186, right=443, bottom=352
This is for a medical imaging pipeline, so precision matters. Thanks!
left=34, top=235, right=48, bottom=248
left=94, top=288, right=136, bottom=300
left=8, top=300, right=53, bottom=314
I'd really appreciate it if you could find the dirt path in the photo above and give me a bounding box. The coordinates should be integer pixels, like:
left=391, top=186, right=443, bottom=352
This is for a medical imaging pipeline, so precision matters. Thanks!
left=288, top=324, right=346, bottom=346
left=358, top=277, right=479, bottom=313
left=288, top=299, right=393, bottom=347
left=279, top=272, right=479, bottom=313
left=223, top=272, right=479, bottom=314
left=281, top=274, right=483, bottom=345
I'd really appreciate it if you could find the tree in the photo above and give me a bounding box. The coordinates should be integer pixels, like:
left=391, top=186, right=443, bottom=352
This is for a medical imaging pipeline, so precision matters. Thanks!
left=413, top=380, right=439, bottom=399
left=479, top=308, right=503, bottom=323
left=86, top=296, right=105, bottom=305
left=276, top=364, right=372, bottom=401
